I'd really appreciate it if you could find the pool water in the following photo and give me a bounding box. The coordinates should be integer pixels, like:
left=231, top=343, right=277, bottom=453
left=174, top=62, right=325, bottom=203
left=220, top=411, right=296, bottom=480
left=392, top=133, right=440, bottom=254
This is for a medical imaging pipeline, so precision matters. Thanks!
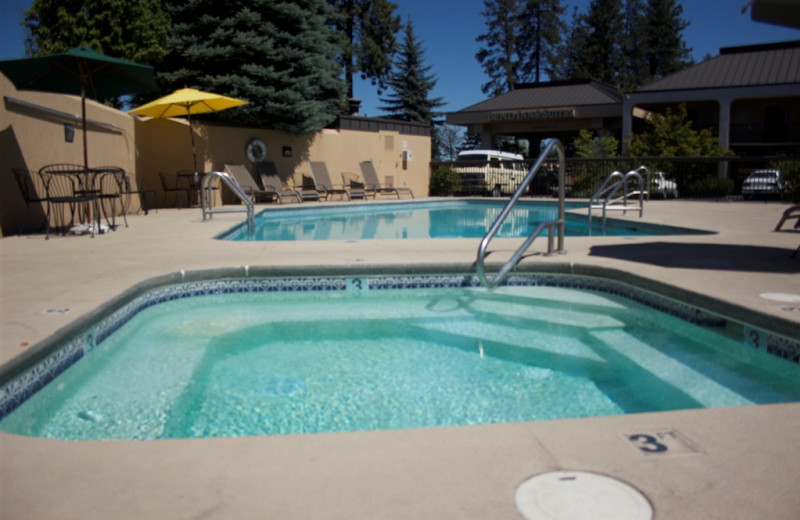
left=3, top=284, right=798, bottom=440
left=220, top=200, right=710, bottom=241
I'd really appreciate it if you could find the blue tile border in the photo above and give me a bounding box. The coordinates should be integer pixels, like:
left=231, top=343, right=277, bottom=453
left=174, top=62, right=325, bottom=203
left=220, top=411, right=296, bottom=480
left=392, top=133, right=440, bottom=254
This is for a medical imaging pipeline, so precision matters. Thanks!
left=1, top=272, right=798, bottom=421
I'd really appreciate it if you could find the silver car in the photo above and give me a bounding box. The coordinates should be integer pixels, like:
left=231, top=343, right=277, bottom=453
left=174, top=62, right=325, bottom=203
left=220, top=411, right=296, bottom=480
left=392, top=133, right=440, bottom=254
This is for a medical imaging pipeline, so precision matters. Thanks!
left=742, top=169, right=783, bottom=199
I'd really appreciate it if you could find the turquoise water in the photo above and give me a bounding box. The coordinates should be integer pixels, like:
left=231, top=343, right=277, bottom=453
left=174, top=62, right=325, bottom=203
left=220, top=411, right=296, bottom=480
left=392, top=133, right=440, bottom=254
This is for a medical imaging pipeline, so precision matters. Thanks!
left=220, top=200, right=710, bottom=241
left=3, top=284, right=798, bottom=440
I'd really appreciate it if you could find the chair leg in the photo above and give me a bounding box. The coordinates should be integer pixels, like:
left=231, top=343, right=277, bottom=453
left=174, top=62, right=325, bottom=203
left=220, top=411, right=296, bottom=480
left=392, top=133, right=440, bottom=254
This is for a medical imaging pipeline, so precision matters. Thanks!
left=44, top=201, right=52, bottom=240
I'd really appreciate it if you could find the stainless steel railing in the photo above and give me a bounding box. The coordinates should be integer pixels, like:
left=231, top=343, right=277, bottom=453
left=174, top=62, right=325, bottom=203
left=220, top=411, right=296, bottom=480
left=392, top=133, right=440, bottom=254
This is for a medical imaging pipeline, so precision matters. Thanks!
left=200, top=171, right=254, bottom=235
left=476, top=139, right=566, bottom=288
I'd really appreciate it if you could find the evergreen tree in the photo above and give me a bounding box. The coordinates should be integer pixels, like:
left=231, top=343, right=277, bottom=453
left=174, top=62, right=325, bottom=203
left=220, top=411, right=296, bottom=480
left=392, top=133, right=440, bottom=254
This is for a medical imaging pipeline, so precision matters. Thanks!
left=329, top=0, right=402, bottom=100
left=461, top=133, right=484, bottom=151
left=550, top=6, right=589, bottom=80
left=160, top=0, right=344, bottom=134
left=556, top=0, right=692, bottom=91
left=379, top=18, right=446, bottom=158
left=379, top=18, right=444, bottom=123
left=516, top=0, right=566, bottom=83
left=565, top=0, right=626, bottom=87
left=639, top=0, right=693, bottom=82
left=23, top=0, right=170, bottom=64
left=620, top=0, right=648, bottom=91
left=476, top=0, right=521, bottom=96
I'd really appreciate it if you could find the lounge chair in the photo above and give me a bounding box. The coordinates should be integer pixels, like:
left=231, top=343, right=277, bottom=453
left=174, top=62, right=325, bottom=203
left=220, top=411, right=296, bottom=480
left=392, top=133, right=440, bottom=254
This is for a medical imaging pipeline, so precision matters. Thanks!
left=308, top=161, right=366, bottom=200
left=224, top=164, right=281, bottom=203
left=359, top=161, right=414, bottom=199
left=12, top=168, right=48, bottom=235
left=775, top=205, right=800, bottom=231
left=253, top=161, right=303, bottom=204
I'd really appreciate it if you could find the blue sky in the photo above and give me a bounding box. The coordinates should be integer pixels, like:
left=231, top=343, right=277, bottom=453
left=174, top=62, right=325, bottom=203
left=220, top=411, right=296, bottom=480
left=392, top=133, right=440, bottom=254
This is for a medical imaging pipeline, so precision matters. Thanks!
left=2, top=0, right=798, bottom=116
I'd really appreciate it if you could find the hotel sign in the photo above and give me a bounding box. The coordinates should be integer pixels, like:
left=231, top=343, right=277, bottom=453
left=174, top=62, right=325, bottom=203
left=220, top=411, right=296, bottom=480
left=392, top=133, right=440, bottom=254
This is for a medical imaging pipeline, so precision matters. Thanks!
left=488, top=108, right=575, bottom=121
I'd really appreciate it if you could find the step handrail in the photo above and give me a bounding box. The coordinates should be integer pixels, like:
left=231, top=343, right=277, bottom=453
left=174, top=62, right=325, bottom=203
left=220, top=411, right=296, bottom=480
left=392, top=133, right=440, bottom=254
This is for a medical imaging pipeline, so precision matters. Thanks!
left=588, top=170, right=624, bottom=222
left=200, top=171, right=254, bottom=235
left=588, top=166, right=648, bottom=223
left=476, top=138, right=566, bottom=288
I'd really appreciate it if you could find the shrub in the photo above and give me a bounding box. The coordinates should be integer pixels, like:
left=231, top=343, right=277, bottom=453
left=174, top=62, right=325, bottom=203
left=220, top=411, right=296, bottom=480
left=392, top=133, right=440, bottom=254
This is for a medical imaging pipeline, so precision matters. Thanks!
left=429, top=165, right=461, bottom=196
left=770, top=158, right=800, bottom=203
left=682, top=176, right=734, bottom=198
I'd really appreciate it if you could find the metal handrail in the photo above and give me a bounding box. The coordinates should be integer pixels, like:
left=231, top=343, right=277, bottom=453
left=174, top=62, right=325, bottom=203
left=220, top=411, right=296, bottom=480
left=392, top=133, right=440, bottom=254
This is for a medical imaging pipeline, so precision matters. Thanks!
left=476, top=138, right=566, bottom=288
left=588, top=166, right=648, bottom=223
left=200, top=171, right=254, bottom=235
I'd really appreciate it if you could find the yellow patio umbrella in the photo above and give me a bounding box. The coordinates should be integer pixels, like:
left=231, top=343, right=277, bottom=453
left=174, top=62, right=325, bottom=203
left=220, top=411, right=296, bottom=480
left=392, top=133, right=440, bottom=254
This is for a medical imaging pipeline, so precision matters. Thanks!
left=129, top=88, right=248, bottom=174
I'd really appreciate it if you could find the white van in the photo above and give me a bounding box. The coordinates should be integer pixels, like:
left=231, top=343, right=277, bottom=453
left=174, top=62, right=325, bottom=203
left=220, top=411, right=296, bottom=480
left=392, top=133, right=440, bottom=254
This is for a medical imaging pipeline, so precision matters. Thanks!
left=455, top=149, right=527, bottom=196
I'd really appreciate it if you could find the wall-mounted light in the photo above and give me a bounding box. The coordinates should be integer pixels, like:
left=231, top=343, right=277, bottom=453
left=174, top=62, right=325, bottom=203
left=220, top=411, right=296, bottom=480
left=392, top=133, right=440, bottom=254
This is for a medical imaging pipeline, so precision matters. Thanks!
left=64, top=123, right=74, bottom=143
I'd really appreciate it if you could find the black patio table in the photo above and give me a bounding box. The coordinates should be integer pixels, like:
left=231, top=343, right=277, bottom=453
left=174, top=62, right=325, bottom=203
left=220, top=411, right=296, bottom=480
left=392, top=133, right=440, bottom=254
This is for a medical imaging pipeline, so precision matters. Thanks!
left=38, top=164, right=123, bottom=237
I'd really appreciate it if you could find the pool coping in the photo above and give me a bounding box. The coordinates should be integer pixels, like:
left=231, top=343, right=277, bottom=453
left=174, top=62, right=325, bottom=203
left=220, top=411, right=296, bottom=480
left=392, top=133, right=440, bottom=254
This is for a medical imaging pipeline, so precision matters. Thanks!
left=3, top=200, right=800, bottom=519
left=3, top=262, right=798, bottom=423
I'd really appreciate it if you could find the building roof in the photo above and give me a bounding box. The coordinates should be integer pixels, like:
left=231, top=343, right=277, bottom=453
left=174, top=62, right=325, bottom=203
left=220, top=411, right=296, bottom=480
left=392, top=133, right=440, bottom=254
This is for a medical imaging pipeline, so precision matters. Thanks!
left=455, top=80, right=621, bottom=113
left=639, top=40, right=800, bottom=92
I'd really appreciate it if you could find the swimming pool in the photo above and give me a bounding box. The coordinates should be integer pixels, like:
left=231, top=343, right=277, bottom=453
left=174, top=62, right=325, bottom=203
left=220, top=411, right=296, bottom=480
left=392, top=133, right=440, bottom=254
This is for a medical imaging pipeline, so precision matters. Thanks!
left=1, top=269, right=798, bottom=441
left=219, top=200, right=711, bottom=241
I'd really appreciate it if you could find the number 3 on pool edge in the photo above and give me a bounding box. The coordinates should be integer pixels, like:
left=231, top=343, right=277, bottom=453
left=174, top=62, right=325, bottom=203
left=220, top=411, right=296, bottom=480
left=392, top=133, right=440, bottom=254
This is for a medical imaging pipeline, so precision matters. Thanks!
left=627, top=434, right=668, bottom=453
left=348, top=277, right=365, bottom=291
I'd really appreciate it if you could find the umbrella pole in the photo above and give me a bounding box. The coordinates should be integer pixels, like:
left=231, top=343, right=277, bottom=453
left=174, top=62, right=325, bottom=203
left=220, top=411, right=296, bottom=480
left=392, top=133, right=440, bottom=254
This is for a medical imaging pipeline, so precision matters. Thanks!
left=81, top=85, right=89, bottom=170
left=188, top=111, right=198, bottom=175
left=80, top=84, right=97, bottom=236
left=188, top=111, right=200, bottom=206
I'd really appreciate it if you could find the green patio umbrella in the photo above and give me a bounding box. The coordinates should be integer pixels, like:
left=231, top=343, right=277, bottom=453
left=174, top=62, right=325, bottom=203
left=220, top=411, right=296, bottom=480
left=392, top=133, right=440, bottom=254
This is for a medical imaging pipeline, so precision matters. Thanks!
left=0, top=46, right=158, bottom=169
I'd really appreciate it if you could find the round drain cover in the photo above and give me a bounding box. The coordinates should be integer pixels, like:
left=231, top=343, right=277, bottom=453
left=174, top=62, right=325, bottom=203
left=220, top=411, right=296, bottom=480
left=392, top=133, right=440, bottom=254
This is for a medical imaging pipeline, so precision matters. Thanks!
left=759, top=292, right=800, bottom=303
left=515, top=471, right=652, bottom=520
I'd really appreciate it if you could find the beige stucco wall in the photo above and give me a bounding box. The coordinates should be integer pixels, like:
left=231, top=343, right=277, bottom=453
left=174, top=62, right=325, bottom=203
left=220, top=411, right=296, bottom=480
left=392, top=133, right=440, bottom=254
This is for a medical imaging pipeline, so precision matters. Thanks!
left=135, top=118, right=429, bottom=204
left=0, top=75, right=139, bottom=235
left=1, top=73, right=431, bottom=237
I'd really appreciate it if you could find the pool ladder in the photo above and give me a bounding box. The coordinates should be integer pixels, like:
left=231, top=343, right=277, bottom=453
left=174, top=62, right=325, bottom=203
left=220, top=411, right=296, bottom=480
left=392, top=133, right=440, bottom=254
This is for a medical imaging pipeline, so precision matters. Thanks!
left=476, top=138, right=567, bottom=288
left=200, top=171, right=254, bottom=235
left=588, top=166, right=648, bottom=224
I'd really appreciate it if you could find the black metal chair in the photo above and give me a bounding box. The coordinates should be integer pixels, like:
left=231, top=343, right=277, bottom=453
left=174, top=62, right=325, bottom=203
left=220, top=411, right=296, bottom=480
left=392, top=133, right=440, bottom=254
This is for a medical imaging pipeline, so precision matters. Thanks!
left=159, top=171, right=194, bottom=208
left=38, top=164, right=99, bottom=238
left=11, top=168, right=48, bottom=235
left=92, top=166, right=128, bottom=230
left=122, top=171, right=157, bottom=216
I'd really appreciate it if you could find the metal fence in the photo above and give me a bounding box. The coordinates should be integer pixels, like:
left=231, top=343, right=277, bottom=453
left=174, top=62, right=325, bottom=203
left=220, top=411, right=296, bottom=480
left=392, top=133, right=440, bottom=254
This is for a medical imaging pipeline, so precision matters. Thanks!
left=430, top=156, right=800, bottom=201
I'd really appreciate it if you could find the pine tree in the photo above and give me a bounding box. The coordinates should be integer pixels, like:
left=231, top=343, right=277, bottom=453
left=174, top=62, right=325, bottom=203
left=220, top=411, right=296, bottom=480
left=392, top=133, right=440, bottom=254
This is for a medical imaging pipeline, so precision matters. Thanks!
left=477, top=0, right=566, bottom=94
left=379, top=18, right=445, bottom=157
left=556, top=0, right=692, bottom=91
left=620, top=0, right=648, bottom=91
left=329, top=0, right=402, bottom=100
left=379, top=18, right=444, bottom=122
left=160, top=0, right=344, bottom=134
left=639, top=0, right=693, bottom=82
left=476, top=0, right=520, bottom=96
left=566, top=0, right=626, bottom=86
left=516, top=0, right=566, bottom=83
left=23, top=0, right=170, bottom=64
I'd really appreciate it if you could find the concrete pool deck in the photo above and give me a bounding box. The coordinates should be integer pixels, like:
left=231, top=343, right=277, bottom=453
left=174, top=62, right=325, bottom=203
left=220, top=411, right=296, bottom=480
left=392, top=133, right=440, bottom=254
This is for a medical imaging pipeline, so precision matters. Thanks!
left=1, top=198, right=800, bottom=519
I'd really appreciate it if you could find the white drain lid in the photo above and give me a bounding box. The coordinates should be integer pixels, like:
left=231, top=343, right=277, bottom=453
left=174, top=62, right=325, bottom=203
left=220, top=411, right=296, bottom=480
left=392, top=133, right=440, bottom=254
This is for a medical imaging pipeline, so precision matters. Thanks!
left=515, top=471, right=652, bottom=520
left=759, top=292, right=800, bottom=303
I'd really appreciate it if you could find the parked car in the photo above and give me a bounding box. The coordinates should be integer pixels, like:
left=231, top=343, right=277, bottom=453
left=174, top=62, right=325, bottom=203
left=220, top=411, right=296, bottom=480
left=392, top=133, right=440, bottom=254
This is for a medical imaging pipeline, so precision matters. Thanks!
left=742, top=169, right=783, bottom=199
left=650, top=171, right=678, bottom=198
left=455, top=150, right=527, bottom=196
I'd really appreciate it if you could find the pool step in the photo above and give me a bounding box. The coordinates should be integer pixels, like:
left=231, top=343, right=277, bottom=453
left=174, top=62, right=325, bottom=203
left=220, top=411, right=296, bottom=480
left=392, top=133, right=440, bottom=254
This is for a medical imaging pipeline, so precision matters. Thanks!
left=590, top=329, right=753, bottom=408
left=416, top=319, right=607, bottom=369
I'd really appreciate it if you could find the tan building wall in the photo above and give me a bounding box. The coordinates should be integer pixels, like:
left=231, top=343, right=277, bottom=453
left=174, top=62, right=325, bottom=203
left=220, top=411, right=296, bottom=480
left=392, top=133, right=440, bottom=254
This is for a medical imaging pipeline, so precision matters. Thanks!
left=0, top=75, right=138, bottom=235
left=1, top=74, right=430, bottom=237
left=135, top=119, right=429, bottom=203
